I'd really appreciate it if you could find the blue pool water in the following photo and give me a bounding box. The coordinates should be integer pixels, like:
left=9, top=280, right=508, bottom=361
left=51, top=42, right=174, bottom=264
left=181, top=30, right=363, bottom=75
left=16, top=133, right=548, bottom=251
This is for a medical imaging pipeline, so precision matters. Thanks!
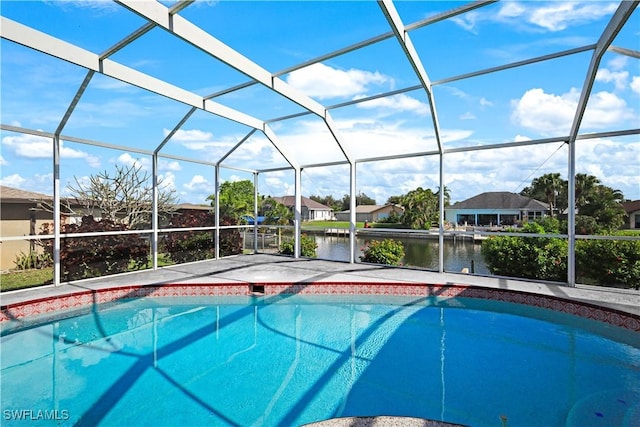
left=1, top=295, right=639, bottom=427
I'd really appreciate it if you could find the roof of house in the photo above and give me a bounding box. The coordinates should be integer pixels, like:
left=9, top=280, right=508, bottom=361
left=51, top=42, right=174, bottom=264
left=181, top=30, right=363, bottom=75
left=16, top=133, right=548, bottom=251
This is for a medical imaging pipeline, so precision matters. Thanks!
left=622, top=200, right=640, bottom=214
left=0, top=185, right=51, bottom=202
left=338, top=204, right=403, bottom=214
left=270, top=196, right=332, bottom=211
left=175, top=203, right=213, bottom=211
left=449, top=192, right=549, bottom=210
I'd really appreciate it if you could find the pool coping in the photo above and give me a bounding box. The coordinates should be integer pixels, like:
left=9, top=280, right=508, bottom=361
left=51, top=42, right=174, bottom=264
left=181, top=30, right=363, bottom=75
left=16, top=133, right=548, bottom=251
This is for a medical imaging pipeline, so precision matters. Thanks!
left=2, top=254, right=639, bottom=332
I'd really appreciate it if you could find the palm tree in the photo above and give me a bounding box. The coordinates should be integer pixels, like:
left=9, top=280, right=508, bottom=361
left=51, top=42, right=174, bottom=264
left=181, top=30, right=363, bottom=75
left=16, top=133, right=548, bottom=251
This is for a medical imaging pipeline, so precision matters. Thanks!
left=435, top=186, right=452, bottom=207
left=400, top=187, right=438, bottom=229
left=262, top=198, right=293, bottom=247
left=574, top=173, right=600, bottom=210
left=529, top=173, right=563, bottom=217
left=579, top=185, right=626, bottom=230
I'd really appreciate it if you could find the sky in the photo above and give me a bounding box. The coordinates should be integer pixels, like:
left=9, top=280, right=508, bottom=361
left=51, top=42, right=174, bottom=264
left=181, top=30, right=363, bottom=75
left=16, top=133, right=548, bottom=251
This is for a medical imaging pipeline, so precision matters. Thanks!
left=1, top=0, right=638, bottom=207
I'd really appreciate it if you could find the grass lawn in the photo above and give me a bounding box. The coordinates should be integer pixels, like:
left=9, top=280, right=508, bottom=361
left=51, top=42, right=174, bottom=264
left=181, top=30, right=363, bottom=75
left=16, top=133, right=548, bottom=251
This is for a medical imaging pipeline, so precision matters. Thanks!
left=1, top=268, right=53, bottom=292
left=1, top=255, right=176, bottom=292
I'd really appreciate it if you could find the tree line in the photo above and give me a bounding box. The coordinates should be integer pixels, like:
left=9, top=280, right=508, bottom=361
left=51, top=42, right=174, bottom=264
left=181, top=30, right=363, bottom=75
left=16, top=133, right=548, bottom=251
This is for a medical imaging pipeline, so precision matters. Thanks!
left=45, top=166, right=629, bottom=234
left=520, top=172, right=627, bottom=232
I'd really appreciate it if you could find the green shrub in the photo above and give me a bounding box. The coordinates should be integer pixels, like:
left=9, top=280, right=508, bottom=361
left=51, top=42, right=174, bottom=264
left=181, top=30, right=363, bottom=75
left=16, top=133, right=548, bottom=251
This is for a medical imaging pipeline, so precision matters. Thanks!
left=482, top=220, right=640, bottom=288
left=40, top=216, right=149, bottom=282
left=573, top=215, right=601, bottom=235
left=360, top=239, right=405, bottom=266
left=481, top=220, right=567, bottom=282
left=279, top=234, right=317, bottom=258
left=576, top=232, right=640, bottom=289
left=14, top=250, right=52, bottom=270
left=163, top=211, right=242, bottom=264
left=378, top=211, right=403, bottom=224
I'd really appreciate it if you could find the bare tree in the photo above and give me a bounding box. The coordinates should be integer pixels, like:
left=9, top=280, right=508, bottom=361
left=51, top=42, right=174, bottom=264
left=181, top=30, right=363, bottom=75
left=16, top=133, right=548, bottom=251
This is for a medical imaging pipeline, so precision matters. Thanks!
left=37, top=163, right=178, bottom=229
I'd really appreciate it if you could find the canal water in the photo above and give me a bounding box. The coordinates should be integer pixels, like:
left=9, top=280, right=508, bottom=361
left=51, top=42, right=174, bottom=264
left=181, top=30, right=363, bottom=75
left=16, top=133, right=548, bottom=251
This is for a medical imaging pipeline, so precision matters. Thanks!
left=312, top=235, right=490, bottom=274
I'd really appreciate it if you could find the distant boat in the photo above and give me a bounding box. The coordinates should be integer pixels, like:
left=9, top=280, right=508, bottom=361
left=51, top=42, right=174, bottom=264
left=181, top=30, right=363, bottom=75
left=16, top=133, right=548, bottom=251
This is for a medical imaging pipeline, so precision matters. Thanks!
left=242, top=215, right=267, bottom=225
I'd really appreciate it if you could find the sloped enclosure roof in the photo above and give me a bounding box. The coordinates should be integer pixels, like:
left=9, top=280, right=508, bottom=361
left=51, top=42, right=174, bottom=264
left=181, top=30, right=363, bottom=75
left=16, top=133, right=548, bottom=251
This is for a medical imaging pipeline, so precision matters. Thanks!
left=1, top=1, right=638, bottom=206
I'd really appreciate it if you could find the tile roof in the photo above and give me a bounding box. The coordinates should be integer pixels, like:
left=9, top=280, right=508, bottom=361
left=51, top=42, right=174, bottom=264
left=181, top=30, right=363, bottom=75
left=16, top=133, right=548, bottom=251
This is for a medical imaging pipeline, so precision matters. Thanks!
left=0, top=185, right=51, bottom=201
left=337, top=204, right=402, bottom=214
left=450, top=192, right=549, bottom=210
left=175, top=203, right=213, bottom=211
left=622, top=200, right=640, bottom=214
left=270, top=196, right=332, bottom=210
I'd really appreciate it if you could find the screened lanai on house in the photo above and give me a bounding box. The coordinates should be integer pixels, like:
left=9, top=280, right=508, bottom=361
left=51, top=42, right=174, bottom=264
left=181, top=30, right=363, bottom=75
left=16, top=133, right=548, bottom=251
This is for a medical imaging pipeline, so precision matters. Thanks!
left=1, top=0, right=638, bottom=286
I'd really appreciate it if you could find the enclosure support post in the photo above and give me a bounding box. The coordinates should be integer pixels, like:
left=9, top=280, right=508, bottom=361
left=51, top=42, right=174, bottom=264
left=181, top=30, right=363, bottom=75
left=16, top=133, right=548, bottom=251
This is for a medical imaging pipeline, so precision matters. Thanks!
left=214, top=165, right=220, bottom=259
left=564, top=1, right=636, bottom=286
left=294, top=167, right=302, bottom=258
left=438, top=153, right=445, bottom=273
left=151, top=153, right=159, bottom=269
left=349, top=162, right=357, bottom=264
left=253, top=172, right=259, bottom=254
left=52, top=136, right=61, bottom=286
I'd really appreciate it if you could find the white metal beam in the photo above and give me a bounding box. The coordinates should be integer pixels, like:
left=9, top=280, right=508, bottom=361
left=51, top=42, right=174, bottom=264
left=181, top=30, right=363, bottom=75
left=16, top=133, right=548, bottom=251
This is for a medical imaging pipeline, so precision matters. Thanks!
left=1, top=17, right=263, bottom=130
left=205, top=0, right=496, bottom=101
left=263, top=125, right=300, bottom=170
left=377, top=0, right=444, bottom=154
left=115, top=0, right=328, bottom=119
left=217, top=129, right=257, bottom=166
left=116, top=0, right=354, bottom=168
left=566, top=0, right=638, bottom=286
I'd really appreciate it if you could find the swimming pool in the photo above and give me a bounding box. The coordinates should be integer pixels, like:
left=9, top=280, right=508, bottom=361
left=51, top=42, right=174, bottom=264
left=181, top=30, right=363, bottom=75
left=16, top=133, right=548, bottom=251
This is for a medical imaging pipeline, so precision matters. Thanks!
left=2, top=293, right=639, bottom=427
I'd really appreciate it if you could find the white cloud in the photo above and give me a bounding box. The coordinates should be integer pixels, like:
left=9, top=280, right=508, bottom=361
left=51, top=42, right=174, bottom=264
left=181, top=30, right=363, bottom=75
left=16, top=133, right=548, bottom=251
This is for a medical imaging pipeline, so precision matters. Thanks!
left=1, top=133, right=100, bottom=167
left=511, top=88, right=576, bottom=134
left=183, top=175, right=210, bottom=191
left=0, top=173, right=26, bottom=188
left=583, top=91, right=635, bottom=129
left=596, top=68, right=629, bottom=91
left=631, top=76, right=640, bottom=95
left=286, top=63, right=389, bottom=100
left=607, top=56, right=628, bottom=71
left=113, top=155, right=177, bottom=173
left=0, top=155, right=7, bottom=166
left=159, top=171, right=177, bottom=192
left=498, top=2, right=526, bottom=19
left=460, top=112, right=476, bottom=120
left=451, top=11, right=480, bottom=34
left=453, top=2, right=618, bottom=33
left=165, top=128, right=239, bottom=160
left=479, top=97, right=493, bottom=108
left=1, top=173, right=54, bottom=195
left=438, top=86, right=493, bottom=109
left=511, top=87, right=634, bottom=135
left=262, top=174, right=294, bottom=197
left=528, top=2, right=618, bottom=32
left=514, top=134, right=532, bottom=142
left=116, top=153, right=150, bottom=170
left=576, top=138, right=640, bottom=199
left=159, top=159, right=182, bottom=172
left=166, top=128, right=214, bottom=142
left=355, top=94, right=429, bottom=115
left=47, top=0, right=119, bottom=13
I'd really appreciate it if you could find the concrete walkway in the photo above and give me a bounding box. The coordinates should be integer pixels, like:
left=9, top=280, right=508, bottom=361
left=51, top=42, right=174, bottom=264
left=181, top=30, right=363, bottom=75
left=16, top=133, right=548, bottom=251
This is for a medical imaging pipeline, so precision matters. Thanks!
left=2, top=254, right=639, bottom=316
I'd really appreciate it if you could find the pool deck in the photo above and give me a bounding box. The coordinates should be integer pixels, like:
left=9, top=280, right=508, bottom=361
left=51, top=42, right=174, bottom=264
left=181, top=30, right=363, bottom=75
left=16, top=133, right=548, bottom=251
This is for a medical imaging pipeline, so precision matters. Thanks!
left=2, top=254, right=639, bottom=317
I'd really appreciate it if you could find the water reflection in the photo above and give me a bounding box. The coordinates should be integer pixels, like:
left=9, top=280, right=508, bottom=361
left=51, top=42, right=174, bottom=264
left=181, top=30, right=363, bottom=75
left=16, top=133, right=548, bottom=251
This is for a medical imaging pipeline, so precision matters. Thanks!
left=313, top=235, right=489, bottom=274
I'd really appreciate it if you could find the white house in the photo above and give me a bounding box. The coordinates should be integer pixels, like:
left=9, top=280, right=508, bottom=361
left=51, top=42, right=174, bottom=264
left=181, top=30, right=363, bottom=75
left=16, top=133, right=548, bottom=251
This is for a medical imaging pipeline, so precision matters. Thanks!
left=270, top=196, right=333, bottom=221
left=622, top=200, right=640, bottom=229
left=334, top=204, right=404, bottom=222
left=445, top=192, right=549, bottom=227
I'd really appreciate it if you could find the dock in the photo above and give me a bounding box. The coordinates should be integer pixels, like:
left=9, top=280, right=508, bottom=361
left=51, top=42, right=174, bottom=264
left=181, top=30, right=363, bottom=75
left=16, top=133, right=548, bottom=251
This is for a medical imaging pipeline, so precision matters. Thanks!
left=324, top=228, right=350, bottom=237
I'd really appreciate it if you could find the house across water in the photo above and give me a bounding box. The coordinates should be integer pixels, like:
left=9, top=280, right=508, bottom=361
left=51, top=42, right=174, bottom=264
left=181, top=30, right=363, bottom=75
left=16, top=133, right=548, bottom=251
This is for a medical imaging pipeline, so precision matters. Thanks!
left=445, top=192, right=549, bottom=227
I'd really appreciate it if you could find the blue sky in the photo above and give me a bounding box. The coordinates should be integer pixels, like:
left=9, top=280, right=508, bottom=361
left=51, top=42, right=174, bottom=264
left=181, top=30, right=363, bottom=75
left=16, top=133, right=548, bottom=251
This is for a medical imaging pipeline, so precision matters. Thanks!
left=1, top=0, right=638, bottom=206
